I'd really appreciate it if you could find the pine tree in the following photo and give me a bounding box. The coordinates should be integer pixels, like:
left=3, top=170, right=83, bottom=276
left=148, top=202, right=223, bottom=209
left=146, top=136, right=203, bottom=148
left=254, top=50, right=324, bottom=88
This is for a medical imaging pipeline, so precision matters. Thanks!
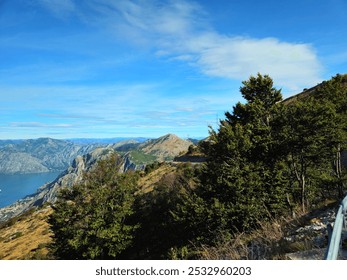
left=128, top=165, right=204, bottom=259
left=48, top=154, right=139, bottom=259
left=198, top=74, right=288, bottom=238
left=315, top=74, right=347, bottom=198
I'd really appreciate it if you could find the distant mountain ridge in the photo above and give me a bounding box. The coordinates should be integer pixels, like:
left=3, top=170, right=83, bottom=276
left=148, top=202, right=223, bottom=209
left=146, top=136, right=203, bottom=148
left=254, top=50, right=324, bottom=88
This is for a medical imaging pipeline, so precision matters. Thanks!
left=0, top=135, right=195, bottom=174
left=111, top=134, right=194, bottom=165
left=67, top=137, right=149, bottom=145
left=0, top=138, right=100, bottom=174
left=0, top=133, right=194, bottom=222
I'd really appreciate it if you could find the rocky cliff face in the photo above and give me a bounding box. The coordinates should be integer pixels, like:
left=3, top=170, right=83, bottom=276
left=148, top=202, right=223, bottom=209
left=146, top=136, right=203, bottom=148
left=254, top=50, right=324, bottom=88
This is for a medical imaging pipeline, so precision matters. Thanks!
left=0, top=151, right=49, bottom=173
left=0, top=138, right=100, bottom=174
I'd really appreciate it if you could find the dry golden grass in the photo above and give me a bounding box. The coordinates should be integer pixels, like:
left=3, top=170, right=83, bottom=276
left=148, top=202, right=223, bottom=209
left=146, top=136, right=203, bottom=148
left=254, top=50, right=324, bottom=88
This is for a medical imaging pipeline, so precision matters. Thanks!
left=0, top=206, right=53, bottom=260
left=138, top=164, right=177, bottom=193
left=195, top=201, right=337, bottom=260
left=197, top=219, right=285, bottom=260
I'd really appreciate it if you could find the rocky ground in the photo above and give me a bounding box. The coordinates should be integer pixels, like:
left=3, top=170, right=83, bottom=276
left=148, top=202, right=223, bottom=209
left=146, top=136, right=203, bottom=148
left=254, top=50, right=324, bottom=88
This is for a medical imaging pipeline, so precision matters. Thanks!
left=283, top=203, right=347, bottom=260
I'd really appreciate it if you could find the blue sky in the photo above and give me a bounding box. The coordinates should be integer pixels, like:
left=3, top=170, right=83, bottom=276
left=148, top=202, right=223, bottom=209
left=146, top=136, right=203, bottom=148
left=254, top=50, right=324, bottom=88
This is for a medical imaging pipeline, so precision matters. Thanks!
left=1, top=0, right=346, bottom=139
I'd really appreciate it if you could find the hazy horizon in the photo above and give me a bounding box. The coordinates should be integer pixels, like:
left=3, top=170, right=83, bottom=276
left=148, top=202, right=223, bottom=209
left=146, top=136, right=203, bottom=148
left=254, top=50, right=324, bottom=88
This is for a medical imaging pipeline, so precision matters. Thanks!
left=0, top=134, right=207, bottom=141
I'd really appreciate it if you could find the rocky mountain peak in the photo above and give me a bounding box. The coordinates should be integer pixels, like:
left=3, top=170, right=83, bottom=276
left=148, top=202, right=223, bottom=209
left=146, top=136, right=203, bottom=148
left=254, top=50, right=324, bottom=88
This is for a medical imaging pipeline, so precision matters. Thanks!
left=139, top=134, right=192, bottom=161
left=159, top=133, right=180, bottom=141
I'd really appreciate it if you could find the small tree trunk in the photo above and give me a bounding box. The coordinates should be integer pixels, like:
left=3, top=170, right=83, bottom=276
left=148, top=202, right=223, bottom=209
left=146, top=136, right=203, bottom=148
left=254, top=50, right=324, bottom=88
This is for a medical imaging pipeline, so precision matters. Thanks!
left=301, top=174, right=305, bottom=213
left=292, top=158, right=306, bottom=212
left=286, top=193, right=295, bottom=218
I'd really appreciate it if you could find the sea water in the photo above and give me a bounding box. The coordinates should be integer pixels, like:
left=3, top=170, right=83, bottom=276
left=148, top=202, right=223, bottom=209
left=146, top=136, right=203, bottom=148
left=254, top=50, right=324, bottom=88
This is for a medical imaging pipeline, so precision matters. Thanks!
left=0, top=171, right=62, bottom=208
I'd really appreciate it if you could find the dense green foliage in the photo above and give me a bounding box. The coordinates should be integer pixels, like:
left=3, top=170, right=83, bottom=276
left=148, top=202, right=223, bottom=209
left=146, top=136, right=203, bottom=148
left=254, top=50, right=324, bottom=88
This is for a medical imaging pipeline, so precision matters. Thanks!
left=198, top=74, right=288, bottom=234
left=127, top=163, right=202, bottom=259
left=315, top=74, right=347, bottom=198
left=48, top=154, right=139, bottom=259
left=48, top=74, right=347, bottom=260
left=170, top=73, right=347, bottom=252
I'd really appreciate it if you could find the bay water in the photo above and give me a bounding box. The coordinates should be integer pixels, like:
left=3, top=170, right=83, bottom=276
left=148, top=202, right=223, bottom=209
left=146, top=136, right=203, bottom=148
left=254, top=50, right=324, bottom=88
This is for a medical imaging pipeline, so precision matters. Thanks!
left=0, top=171, right=62, bottom=208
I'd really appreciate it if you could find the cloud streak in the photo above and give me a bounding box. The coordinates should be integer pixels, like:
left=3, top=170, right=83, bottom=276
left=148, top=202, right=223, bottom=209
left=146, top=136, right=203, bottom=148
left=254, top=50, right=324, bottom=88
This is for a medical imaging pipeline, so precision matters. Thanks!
left=10, top=122, right=73, bottom=128
left=34, top=0, right=323, bottom=91
left=189, top=35, right=322, bottom=91
left=109, top=0, right=322, bottom=91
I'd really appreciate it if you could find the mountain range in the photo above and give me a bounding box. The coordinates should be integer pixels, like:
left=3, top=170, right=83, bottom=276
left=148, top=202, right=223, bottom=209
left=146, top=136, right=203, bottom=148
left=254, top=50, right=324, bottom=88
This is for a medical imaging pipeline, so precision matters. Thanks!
left=0, top=138, right=99, bottom=174
left=0, top=134, right=194, bottom=222
left=0, top=135, right=194, bottom=174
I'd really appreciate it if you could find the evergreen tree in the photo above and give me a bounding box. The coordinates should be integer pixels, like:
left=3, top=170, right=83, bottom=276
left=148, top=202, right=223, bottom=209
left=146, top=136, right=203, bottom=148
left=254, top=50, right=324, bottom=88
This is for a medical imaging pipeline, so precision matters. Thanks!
left=48, top=154, right=139, bottom=259
left=128, top=164, right=204, bottom=259
left=315, top=74, right=347, bottom=198
left=281, top=99, right=336, bottom=211
left=198, top=74, right=288, bottom=239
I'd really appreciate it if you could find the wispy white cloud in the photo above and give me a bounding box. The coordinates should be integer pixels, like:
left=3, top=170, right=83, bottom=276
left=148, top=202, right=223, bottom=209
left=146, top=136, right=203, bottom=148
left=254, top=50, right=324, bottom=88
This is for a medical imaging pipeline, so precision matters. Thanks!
left=33, top=0, right=323, bottom=91
left=109, top=1, right=323, bottom=91
left=188, top=35, right=322, bottom=91
left=175, top=107, right=194, bottom=112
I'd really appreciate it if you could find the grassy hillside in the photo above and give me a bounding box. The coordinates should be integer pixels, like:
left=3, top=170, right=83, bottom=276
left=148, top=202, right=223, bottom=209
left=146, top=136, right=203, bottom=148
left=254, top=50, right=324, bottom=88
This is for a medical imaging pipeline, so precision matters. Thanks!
left=282, top=73, right=347, bottom=105
left=139, top=134, right=193, bottom=161
left=0, top=206, right=52, bottom=259
left=116, top=134, right=193, bottom=165
left=0, top=196, right=338, bottom=260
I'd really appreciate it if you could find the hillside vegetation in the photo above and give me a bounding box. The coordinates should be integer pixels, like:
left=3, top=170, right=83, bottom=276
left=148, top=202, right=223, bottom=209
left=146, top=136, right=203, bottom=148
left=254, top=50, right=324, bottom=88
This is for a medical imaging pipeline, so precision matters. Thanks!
left=1, top=73, right=346, bottom=260
left=0, top=162, right=181, bottom=260
left=0, top=133, right=194, bottom=223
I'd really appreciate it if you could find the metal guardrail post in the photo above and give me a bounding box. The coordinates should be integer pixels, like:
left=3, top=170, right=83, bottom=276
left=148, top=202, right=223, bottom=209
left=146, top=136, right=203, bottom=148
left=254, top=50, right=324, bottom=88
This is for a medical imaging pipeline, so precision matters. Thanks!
left=325, top=195, right=347, bottom=260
